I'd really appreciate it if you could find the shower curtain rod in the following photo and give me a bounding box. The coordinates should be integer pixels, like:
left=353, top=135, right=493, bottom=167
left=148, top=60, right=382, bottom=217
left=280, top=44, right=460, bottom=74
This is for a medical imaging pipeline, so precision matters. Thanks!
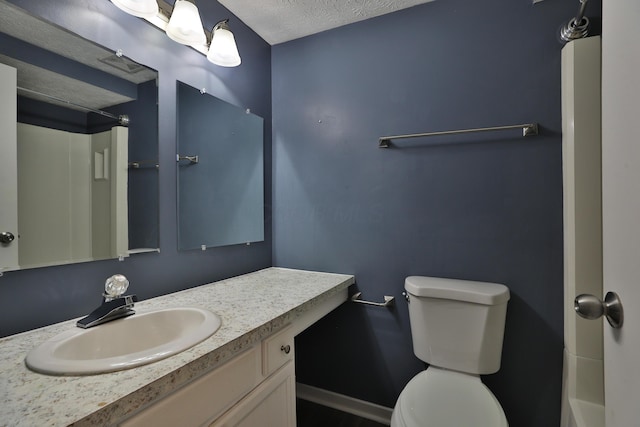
left=378, top=123, right=538, bottom=148
left=17, top=86, right=130, bottom=126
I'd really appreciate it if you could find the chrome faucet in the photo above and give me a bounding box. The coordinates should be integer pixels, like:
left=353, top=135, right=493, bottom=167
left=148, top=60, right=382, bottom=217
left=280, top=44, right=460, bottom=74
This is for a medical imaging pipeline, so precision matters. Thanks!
left=76, top=274, right=138, bottom=329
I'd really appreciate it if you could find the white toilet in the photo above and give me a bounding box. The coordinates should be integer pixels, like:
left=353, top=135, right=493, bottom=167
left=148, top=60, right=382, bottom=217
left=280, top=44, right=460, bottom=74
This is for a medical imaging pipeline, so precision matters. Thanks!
left=391, top=276, right=510, bottom=427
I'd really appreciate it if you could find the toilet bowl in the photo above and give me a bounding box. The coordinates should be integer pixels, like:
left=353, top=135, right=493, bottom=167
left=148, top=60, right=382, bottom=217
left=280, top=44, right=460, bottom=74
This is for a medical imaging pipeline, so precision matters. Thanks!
left=391, top=276, right=510, bottom=427
left=391, top=367, right=507, bottom=427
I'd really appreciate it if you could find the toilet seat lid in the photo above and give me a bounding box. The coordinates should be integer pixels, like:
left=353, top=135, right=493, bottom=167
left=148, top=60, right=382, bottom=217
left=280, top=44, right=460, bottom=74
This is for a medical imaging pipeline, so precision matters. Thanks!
left=397, top=367, right=508, bottom=427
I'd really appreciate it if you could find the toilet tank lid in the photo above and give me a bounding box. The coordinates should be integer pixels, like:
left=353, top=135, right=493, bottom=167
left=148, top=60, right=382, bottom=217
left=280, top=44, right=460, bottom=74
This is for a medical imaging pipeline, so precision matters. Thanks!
left=404, top=276, right=510, bottom=305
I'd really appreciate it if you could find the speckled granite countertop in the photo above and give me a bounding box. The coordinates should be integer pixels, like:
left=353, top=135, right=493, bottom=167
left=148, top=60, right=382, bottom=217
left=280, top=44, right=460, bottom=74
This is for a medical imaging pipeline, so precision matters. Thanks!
left=0, top=267, right=354, bottom=427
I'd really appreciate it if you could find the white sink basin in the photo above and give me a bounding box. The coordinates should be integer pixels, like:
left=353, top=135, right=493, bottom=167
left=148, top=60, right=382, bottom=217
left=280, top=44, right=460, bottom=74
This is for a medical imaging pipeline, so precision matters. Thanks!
left=25, top=307, right=221, bottom=375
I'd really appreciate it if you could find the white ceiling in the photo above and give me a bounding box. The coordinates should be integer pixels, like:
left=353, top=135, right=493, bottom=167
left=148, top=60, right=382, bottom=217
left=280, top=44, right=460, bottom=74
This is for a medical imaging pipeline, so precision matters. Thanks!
left=217, top=0, right=436, bottom=45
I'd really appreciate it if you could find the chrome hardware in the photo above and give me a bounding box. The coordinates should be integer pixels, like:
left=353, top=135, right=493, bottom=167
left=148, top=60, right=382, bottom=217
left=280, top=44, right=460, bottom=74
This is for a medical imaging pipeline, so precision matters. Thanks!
left=574, top=292, right=624, bottom=328
left=351, top=292, right=395, bottom=307
left=560, top=0, right=590, bottom=43
left=129, top=159, right=159, bottom=169
left=0, top=232, right=15, bottom=244
left=76, top=294, right=137, bottom=328
left=280, top=345, right=291, bottom=354
left=176, top=154, right=199, bottom=164
left=402, top=291, right=410, bottom=303
left=378, top=123, right=539, bottom=148
left=77, top=274, right=137, bottom=328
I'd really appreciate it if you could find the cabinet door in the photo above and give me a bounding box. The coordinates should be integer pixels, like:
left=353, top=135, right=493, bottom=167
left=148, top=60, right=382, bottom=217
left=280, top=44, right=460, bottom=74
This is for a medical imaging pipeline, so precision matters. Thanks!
left=120, top=346, right=261, bottom=427
left=211, top=362, right=296, bottom=427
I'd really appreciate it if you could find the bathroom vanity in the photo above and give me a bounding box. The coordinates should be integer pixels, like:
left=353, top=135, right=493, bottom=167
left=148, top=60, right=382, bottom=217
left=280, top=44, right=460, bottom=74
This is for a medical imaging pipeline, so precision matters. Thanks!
left=0, top=268, right=354, bottom=426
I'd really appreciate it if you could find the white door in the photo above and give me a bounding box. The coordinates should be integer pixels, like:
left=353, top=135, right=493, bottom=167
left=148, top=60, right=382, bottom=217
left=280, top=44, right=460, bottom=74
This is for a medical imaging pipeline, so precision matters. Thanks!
left=0, top=63, right=18, bottom=271
left=601, top=0, right=640, bottom=425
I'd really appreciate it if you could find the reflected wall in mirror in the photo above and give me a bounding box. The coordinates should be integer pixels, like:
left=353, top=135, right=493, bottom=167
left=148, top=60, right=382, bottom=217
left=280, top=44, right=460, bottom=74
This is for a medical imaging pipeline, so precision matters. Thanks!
left=177, top=81, right=264, bottom=250
left=0, top=0, right=159, bottom=271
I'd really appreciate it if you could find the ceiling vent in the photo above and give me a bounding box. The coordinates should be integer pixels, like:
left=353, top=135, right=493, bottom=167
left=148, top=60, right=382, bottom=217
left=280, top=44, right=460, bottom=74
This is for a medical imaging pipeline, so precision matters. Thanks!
left=99, top=53, right=146, bottom=74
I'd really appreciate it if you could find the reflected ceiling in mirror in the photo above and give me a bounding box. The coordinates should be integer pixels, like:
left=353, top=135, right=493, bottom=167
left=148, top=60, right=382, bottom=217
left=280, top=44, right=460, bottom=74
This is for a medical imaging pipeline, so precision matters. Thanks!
left=177, top=81, right=264, bottom=250
left=0, top=0, right=159, bottom=271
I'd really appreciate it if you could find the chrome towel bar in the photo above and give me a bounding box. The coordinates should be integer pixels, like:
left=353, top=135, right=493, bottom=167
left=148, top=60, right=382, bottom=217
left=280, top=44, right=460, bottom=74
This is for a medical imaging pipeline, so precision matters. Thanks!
left=378, top=123, right=539, bottom=148
left=351, top=292, right=395, bottom=307
left=129, top=159, right=159, bottom=169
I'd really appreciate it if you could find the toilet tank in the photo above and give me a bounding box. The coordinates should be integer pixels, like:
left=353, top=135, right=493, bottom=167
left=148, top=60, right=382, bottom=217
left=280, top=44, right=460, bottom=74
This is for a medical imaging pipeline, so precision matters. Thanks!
left=405, top=276, right=510, bottom=375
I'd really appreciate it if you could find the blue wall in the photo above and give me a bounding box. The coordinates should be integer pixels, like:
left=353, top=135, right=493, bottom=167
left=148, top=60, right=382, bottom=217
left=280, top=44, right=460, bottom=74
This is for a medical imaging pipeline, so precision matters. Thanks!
left=0, top=0, right=272, bottom=337
left=272, top=0, right=600, bottom=425
left=1, top=0, right=605, bottom=425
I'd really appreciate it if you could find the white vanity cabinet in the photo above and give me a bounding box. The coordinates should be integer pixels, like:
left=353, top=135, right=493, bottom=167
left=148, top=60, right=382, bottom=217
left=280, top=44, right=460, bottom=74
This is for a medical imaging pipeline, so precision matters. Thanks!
left=120, top=325, right=295, bottom=427
left=0, top=268, right=353, bottom=426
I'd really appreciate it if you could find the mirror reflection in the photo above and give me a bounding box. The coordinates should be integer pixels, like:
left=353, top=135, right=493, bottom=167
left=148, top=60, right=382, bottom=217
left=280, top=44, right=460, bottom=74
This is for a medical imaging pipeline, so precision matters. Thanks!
left=176, top=81, right=264, bottom=250
left=0, top=0, right=159, bottom=271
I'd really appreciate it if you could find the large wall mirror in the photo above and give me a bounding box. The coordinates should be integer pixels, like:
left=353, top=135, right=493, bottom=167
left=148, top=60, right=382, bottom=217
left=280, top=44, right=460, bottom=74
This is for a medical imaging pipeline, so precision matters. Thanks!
left=176, top=81, right=264, bottom=250
left=0, top=0, right=159, bottom=271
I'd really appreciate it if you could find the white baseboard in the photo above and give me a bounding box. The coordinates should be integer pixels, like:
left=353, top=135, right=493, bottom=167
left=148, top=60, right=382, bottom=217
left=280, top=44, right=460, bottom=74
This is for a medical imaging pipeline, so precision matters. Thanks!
left=296, top=382, right=393, bottom=426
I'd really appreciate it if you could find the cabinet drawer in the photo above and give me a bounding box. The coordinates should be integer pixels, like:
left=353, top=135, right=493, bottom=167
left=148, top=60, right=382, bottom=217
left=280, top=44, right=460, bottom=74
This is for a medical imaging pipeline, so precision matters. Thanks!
left=262, top=325, right=294, bottom=377
left=121, top=345, right=261, bottom=427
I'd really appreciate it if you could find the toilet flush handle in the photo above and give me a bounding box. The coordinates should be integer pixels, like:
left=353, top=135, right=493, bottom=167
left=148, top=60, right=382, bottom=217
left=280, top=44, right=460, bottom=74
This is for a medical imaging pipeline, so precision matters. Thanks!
left=574, top=292, right=623, bottom=328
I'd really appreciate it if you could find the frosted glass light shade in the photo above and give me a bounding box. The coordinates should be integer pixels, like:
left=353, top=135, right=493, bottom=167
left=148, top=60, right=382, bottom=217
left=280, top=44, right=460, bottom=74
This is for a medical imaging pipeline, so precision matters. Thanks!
left=111, top=0, right=158, bottom=19
left=207, top=22, right=241, bottom=67
left=166, top=0, right=207, bottom=46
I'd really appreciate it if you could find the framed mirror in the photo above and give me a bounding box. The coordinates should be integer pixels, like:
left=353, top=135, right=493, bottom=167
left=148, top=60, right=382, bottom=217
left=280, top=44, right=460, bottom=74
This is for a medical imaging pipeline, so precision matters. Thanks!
left=176, top=81, right=264, bottom=250
left=0, top=0, right=159, bottom=271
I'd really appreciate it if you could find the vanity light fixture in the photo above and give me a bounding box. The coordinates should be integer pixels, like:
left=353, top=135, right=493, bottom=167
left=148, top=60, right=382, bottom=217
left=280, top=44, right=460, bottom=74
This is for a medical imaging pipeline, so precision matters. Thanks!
left=165, top=0, right=207, bottom=46
left=207, top=19, right=241, bottom=67
left=109, top=0, right=241, bottom=67
left=110, top=0, right=158, bottom=19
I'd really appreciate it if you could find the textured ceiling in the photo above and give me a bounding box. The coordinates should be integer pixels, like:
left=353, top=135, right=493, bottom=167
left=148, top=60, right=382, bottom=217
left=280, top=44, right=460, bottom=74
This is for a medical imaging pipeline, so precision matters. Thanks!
left=217, top=0, right=436, bottom=45
left=0, top=1, right=156, bottom=111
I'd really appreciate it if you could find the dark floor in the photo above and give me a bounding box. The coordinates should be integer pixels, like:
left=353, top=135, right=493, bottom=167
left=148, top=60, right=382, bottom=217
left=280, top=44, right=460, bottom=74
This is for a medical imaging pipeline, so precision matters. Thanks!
left=296, top=399, right=389, bottom=427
